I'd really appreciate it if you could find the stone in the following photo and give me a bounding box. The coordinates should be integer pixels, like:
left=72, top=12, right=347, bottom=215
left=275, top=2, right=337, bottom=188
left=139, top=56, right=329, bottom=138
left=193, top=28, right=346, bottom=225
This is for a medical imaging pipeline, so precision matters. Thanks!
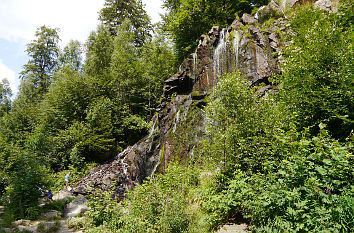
left=163, top=70, right=194, bottom=96
left=41, top=210, right=61, bottom=219
left=12, top=219, right=31, bottom=227
left=315, top=0, right=337, bottom=12
left=17, top=225, right=37, bottom=233
left=64, top=195, right=90, bottom=218
left=255, top=0, right=284, bottom=23
left=53, top=189, right=75, bottom=201
left=39, top=221, right=57, bottom=229
left=241, top=13, right=257, bottom=25
left=208, top=26, right=221, bottom=46
left=280, top=0, right=301, bottom=11
left=1, top=228, right=13, bottom=233
left=230, top=19, right=244, bottom=30
left=248, top=25, right=268, bottom=48
left=216, top=223, right=248, bottom=233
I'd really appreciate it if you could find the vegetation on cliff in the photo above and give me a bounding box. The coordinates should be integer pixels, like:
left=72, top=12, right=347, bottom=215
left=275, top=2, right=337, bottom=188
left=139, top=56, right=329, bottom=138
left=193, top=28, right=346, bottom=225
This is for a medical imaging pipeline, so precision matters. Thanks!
left=81, top=2, right=353, bottom=232
left=0, top=0, right=352, bottom=232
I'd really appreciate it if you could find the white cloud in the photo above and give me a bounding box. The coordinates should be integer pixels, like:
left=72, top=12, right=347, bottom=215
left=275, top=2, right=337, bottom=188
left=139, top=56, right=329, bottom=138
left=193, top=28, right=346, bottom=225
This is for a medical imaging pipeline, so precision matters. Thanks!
left=0, top=59, right=19, bottom=95
left=0, top=0, right=105, bottom=46
left=0, top=0, right=164, bottom=97
left=0, top=0, right=164, bottom=47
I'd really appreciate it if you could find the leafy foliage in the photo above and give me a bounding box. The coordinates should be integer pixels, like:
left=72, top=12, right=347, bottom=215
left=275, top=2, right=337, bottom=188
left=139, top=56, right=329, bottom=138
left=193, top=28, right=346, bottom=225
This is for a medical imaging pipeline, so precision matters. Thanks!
left=202, top=129, right=353, bottom=232
left=162, top=0, right=267, bottom=62
left=99, top=0, right=151, bottom=46
left=0, top=78, right=12, bottom=117
left=2, top=151, right=47, bottom=220
left=20, top=25, right=60, bottom=94
left=86, top=164, right=205, bottom=233
left=202, top=72, right=286, bottom=172
left=276, top=4, right=354, bottom=140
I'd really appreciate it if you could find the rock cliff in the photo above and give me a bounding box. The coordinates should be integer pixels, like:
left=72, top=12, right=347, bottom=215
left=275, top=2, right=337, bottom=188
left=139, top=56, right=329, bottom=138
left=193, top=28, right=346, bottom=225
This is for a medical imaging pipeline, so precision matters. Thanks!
left=72, top=0, right=335, bottom=198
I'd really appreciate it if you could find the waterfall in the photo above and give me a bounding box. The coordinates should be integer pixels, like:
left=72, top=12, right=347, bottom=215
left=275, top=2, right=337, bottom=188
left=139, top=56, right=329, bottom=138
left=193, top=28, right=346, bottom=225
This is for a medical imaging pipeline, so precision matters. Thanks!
left=193, top=52, right=198, bottom=78
left=213, top=29, right=229, bottom=78
left=148, top=117, right=157, bottom=138
left=255, top=6, right=266, bottom=20
left=173, top=109, right=180, bottom=133
left=233, top=31, right=240, bottom=68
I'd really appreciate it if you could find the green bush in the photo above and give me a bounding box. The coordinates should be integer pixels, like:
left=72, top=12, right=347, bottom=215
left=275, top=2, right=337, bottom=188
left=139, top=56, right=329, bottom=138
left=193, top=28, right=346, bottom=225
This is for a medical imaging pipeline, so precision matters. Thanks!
left=86, top=164, right=207, bottom=233
left=200, top=129, right=353, bottom=232
left=3, top=151, right=46, bottom=220
left=276, top=3, right=353, bottom=140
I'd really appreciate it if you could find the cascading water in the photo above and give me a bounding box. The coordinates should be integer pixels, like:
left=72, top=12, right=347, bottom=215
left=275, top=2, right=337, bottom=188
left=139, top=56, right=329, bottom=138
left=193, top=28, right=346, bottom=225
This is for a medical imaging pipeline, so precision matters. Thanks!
left=148, top=117, right=157, bottom=138
left=213, top=29, right=242, bottom=79
left=233, top=31, right=240, bottom=68
left=173, top=109, right=180, bottom=133
left=193, top=52, right=198, bottom=78
left=213, top=29, right=229, bottom=78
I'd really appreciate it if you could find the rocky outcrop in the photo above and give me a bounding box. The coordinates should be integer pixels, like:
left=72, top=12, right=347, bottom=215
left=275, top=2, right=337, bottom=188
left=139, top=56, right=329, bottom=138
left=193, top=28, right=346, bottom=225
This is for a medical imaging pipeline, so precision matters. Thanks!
left=71, top=0, right=295, bottom=197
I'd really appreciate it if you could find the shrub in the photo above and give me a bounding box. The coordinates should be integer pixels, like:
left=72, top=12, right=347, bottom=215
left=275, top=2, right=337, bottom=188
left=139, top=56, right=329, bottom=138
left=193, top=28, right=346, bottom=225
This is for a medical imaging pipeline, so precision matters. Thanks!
left=86, top=164, right=205, bottom=233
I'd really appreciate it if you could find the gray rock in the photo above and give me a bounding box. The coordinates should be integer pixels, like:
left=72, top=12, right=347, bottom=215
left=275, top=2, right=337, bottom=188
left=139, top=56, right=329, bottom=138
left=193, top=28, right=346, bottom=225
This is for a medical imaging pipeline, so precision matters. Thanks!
left=38, top=221, right=57, bottom=230
left=315, top=0, right=337, bottom=12
left=230, top=19, right=244, bottom=30
left=53, top=190, right=75, bottom=201
left=280, top=0, right=300, bottom=10
left=241, top=13, right=257, bottom=25
left=17, top=225, right=37, bottom=232
left=255, top=0, right=284, bottom=23
left=64, top=195, right=90, bottom=218
left=12, top=219, right=31, bottom=227
left=41, top=210, right=61, bottom=219
left=248, top=25, right=268, bottom=48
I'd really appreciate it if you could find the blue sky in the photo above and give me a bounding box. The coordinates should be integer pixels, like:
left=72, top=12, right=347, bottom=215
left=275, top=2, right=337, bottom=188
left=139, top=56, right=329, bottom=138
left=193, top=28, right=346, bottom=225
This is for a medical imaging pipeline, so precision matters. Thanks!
left=0, top=0, right=164, bottom=96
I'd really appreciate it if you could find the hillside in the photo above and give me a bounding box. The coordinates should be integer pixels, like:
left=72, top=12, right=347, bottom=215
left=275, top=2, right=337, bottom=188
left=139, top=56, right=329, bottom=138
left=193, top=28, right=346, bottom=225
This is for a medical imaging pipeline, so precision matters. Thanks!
left=0, top=0, right=353, bottom=232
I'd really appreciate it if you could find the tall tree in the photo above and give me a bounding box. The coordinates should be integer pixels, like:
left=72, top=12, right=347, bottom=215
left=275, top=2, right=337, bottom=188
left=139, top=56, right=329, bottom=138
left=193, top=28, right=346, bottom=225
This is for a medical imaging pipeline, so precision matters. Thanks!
left=99, top=0, right=151, bottom=46
left=20, top=25, right=60, bottom=94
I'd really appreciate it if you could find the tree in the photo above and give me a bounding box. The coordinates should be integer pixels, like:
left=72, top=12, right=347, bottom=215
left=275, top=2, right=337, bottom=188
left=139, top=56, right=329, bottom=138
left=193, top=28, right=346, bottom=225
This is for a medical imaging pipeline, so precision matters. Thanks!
left=59, top=40, right=83, bottom=72
left=84, top=25, right=114, bottom=78
left=277, top=5, right=353, bottom=140
left=0, top=78, right=12, bottom=116
left=162, top=0, right=264, bottom=62
left=20, top=25, right=60, bottom=94
left=99, top=0, right=151, bottom=46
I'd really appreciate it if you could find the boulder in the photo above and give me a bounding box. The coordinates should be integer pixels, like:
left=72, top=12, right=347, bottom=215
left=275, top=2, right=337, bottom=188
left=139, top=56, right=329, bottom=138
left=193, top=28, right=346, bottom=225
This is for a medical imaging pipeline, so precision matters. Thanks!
left=314, top=0, right=338, bottom=12
left=53, top=189, right=75, bottom=201
left=41, top=210, right=61, bottom=219
left=12, top=219, right=31, bottom=227
left=255, top=0, right=284, bottom=23
left=241, top=13, right=258, bottom=25
left=64, top=195, right=90, bottom=218
left=17, top=225, right=37, bottom=232
left=280, top=0, right=301, bottom=10
left=37, top=221, right=58, bottom=232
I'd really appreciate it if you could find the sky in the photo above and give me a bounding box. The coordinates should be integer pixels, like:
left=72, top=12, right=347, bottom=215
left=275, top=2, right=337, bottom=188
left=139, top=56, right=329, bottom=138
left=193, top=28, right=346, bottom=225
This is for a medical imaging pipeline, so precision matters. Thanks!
left=0, top=0, right=165, bottom=96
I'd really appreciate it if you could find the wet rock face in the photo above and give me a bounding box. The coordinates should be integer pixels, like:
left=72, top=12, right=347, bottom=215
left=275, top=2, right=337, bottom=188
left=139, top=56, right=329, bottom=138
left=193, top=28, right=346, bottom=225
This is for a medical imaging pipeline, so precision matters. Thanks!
left=72, top=1, right=289, bottom=197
